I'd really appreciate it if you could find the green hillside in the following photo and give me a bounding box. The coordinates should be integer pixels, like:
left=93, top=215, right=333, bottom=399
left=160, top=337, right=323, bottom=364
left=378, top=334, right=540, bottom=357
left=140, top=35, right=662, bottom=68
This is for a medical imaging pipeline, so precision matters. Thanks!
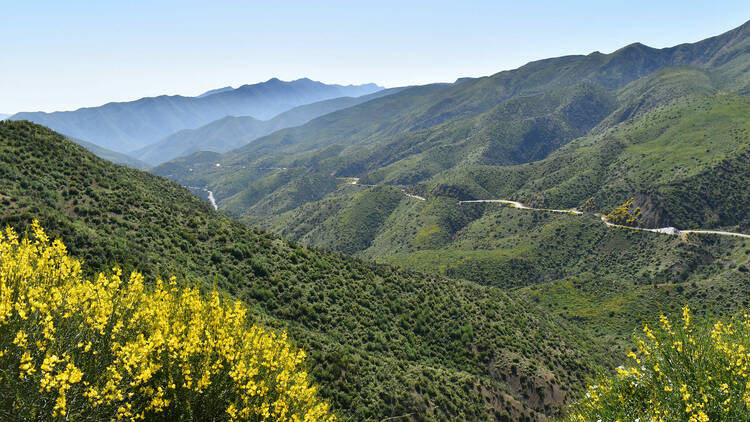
left=0, top=120, right=614, bottom=421
left=146, top=22, right=750, bottom=372
left=235, top=68, right=750, bottom=350
left=428, top=87, right=750, bottom=230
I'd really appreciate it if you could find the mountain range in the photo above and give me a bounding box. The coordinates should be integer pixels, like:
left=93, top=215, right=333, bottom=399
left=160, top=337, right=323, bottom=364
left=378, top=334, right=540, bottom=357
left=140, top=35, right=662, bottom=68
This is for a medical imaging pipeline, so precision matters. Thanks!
left=156, top=21, right=750, bottom=226
left=5, top=18, right=750, bottom=422
left=131, top=87, right=404, bottom=165
left=10, top=78, right=383, bottom=152
left=150, top=19, right=750, bottom=375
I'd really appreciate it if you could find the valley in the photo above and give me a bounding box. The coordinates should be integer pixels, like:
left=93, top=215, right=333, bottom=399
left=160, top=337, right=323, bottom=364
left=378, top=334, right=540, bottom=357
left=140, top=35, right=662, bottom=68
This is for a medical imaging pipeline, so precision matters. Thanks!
left=144, top=20, right=750, bottom=389
left=4, top=10, right=750, bottom=422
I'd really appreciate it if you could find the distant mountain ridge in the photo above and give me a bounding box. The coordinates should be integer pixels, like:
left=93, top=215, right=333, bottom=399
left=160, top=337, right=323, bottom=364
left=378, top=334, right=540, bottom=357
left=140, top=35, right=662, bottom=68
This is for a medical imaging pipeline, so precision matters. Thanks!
left=10, top=78, right=383, bottom=152
left=132, top=87, right=404, bottom=165
left=197, top=86, right=234, bottom=97
left=0, top=114, right=9, bottom=120
left=69, top=137, right=147, bottom=168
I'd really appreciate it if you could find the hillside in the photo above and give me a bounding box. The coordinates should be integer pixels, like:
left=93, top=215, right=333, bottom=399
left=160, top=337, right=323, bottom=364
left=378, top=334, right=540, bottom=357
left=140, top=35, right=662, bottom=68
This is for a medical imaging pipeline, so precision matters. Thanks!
left=144, top=21, right=750, bottom=359
left=0, top=120, right=614, bottom=421
left=132, top=88, right=403, bottom=165
left=10, top=78, right=383, bottom=152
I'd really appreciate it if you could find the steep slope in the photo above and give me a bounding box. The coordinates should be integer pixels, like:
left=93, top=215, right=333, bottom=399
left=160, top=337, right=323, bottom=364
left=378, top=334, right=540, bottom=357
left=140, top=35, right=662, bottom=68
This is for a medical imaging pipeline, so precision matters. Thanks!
left=0, top=120, right=609, bottom=421
left=132, top=88, right=403, bottom=165
left=10, top=78, right=383, bottom=152
left=144, top=22, right=750, bottom=362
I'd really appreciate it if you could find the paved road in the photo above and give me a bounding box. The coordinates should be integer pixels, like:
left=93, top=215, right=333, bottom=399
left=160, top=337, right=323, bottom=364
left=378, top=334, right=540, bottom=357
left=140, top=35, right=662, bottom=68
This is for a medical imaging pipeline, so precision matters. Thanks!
left=459, top=199, right=582, bottom=214
left=460, top=198, right=748, bottom=239
left=191, top=177, right=750, bottom=239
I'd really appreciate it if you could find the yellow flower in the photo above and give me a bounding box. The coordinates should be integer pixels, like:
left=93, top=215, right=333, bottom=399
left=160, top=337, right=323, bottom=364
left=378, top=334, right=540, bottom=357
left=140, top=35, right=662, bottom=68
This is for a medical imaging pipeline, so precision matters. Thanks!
left=0, top=221, right=337, bottom=421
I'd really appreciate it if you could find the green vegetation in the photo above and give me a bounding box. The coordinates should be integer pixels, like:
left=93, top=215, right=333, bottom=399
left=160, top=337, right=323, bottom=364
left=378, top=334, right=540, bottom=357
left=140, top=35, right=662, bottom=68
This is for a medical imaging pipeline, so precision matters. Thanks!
left=9, top=20, right=750, bottom=422
left=604, top=198, right=642, bottom=226
left=0, top=120, right=612, bottom=420
left=567, top=307, right=750, bottom=422
left=0, top=222, right=335, bottom=421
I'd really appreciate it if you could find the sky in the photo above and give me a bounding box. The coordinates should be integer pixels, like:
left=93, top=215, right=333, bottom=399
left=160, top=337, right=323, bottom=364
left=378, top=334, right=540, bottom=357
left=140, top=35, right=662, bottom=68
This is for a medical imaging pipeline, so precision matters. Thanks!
left=2, top=1, right=750, bottom=113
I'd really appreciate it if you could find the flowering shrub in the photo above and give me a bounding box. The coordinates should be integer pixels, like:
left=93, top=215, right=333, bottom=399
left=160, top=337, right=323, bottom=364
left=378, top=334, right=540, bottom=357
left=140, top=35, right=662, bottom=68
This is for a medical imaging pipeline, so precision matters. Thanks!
left=603, top=197, right=642, bottom=226
left=567, top=305, right=750, bottom=421
left=0, top=221, right=336, bottom=421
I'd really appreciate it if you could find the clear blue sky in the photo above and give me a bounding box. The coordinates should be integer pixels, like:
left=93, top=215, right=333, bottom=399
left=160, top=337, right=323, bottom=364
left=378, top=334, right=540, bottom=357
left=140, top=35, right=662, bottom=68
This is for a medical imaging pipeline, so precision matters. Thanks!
left=2, top=0, right=749, bottom=113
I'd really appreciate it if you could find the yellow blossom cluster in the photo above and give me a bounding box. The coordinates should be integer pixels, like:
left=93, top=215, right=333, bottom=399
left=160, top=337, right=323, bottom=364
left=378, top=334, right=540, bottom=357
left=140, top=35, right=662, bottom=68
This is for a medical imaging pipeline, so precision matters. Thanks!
left=0, top=221, right=336, bottom=421
left=566, top=306, right=750, bottom=421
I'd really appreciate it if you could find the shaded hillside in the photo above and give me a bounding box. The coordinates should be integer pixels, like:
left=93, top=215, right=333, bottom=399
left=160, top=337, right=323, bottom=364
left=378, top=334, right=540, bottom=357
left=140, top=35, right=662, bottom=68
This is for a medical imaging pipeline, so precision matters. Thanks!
left=133, top=88, right=402, bottom=165
left=11, top=78, right=382, bottom=152
left=0, top=120, right=610, bottom=421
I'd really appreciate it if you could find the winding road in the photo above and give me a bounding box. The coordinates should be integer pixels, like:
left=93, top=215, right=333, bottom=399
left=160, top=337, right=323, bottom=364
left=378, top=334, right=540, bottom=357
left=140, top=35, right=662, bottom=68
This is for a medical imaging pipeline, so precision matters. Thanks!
left=459, top=199, right=582, bottom=214
left=458, top=198, right=749, bottom=239
left=191, top=176, right=749, bottom=240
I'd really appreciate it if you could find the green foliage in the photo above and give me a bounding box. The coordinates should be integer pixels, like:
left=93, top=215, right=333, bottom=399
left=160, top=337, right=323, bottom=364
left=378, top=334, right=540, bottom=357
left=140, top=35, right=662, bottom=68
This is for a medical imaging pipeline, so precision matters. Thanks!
left=566, top=307, right=750, bottom=422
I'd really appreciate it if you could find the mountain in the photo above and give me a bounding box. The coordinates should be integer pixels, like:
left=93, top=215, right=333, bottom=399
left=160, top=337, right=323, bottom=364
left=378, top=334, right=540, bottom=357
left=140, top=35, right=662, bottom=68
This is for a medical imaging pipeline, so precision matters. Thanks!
left=132, top=88, right=403, bottom=165
left=0, top=120, right=614, bottom=421
left=150, top=20, right=750, bottom=356
left=10, top=78, right=383, bottom=153
left=68, top=136, right=147, bottom=168
left=197, top=86, right=234, bottom=97
left=0, top=114, right=9, bottom=120
left=153, top=21, right=750, bottom=228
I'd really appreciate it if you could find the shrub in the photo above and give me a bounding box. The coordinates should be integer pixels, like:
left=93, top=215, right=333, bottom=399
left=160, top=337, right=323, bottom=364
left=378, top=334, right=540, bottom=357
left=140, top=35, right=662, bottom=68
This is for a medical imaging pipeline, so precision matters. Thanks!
left=0, top=221, right=335, bottom=421
left=566, top=306, right=750, bottom=421
left=604, top=197, right=642, bottom=227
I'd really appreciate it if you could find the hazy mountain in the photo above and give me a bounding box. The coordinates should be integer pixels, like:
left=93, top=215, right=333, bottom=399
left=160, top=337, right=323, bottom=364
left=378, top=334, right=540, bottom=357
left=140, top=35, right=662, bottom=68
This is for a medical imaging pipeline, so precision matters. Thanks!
left=69, top=137, right=147, bottom=168
left=197, top=86, right=233, bottom=97
left=10, top=78, right=383, bottom=152
left=0, top=114, right=9, bottom=120
left=132, top=87, right=404, bottom=165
